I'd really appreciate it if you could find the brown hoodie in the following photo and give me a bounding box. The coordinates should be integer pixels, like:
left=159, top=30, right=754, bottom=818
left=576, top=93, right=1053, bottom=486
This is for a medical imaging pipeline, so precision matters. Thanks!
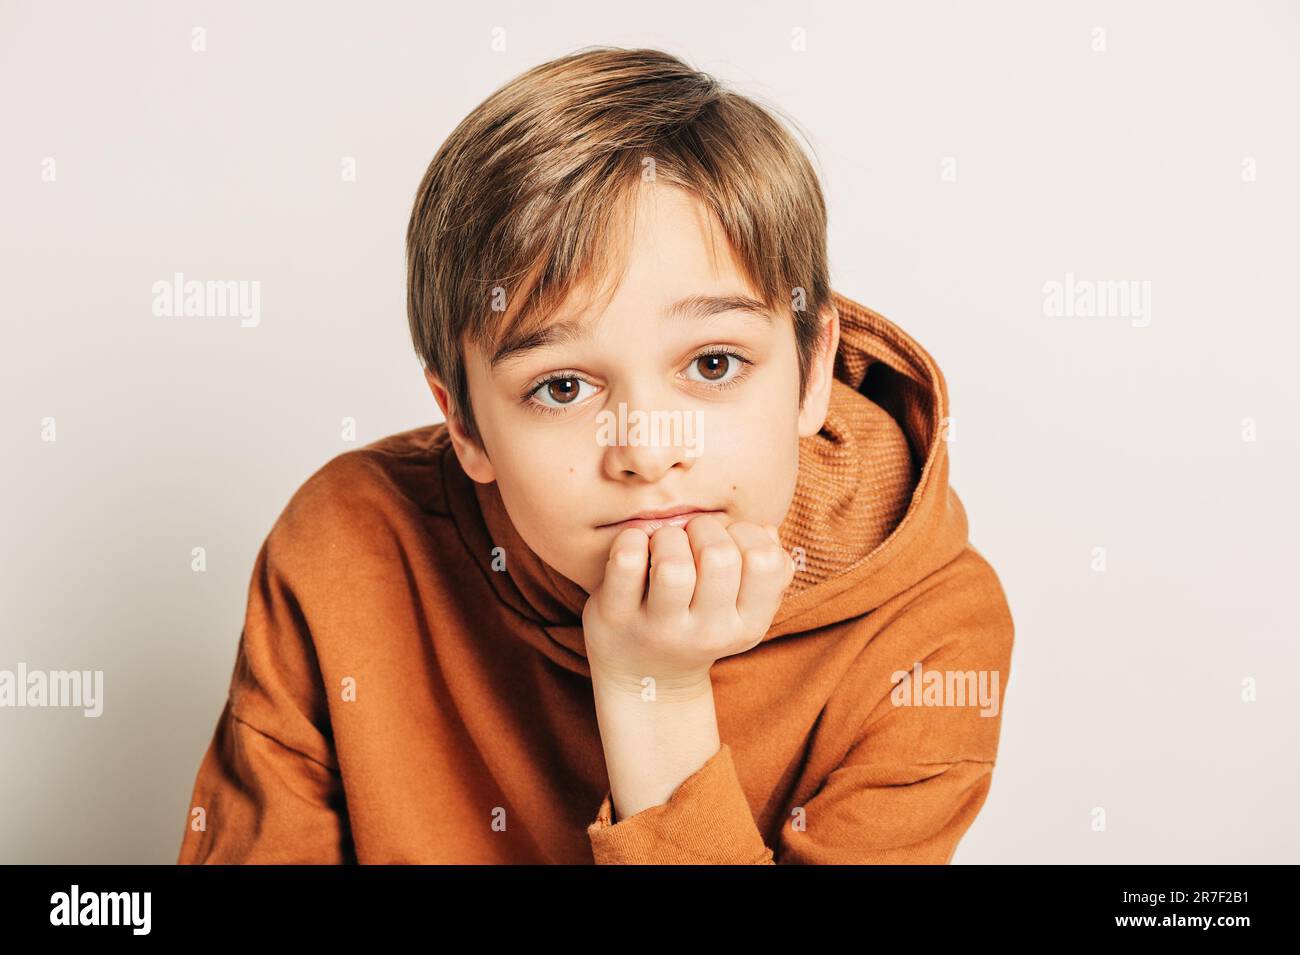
left=176, top=291, right=1014, bottom=864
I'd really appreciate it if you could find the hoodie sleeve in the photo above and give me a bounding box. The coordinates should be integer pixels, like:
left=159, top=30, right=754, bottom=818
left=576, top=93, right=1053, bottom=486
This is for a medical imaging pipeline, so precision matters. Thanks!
left=177, top=523, right=355, bottom=864
left=586, top=554, right=1014, bottom=865
left=587, top=741, right=775, bottom=864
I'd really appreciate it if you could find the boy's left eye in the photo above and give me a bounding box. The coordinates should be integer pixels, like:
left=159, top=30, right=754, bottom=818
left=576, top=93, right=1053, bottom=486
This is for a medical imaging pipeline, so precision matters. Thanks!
left=686, top=350, right=748, bottom=384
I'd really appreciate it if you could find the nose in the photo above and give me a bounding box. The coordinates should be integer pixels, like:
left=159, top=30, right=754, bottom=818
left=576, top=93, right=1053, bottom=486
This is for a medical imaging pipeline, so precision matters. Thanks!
left=598, top=401, right=701, bottom=483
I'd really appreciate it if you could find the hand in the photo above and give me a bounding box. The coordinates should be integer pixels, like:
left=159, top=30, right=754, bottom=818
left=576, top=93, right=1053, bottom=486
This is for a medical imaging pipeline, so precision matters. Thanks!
left=581, top=514, right=795, bottom=697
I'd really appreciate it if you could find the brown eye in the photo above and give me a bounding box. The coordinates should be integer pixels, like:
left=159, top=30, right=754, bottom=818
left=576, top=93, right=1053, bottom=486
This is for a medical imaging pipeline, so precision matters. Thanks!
left=695, top=354, right=730, bottom=381
left=527, top=374, right=598, bottom=413
left=546, top=377, right=581, bottom=403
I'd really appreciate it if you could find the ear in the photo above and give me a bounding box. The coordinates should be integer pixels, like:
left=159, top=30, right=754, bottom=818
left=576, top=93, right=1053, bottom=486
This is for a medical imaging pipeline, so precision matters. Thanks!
left=796, top=303, right=841, bottom=438
left=423, top=368, right=496, bottom=484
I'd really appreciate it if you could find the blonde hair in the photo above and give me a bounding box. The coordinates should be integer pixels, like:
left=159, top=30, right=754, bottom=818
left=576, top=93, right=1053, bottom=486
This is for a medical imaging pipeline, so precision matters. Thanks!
left=406, top=46, right=831, bottom=442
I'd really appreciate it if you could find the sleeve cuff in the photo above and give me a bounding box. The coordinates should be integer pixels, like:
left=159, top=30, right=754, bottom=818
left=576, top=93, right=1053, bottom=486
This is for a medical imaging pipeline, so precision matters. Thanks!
left=586, top=742, right=776, bottom=864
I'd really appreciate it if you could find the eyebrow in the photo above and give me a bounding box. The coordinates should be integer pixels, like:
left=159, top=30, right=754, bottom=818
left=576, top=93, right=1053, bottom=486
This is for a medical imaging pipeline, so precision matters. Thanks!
left=489, top=293, right=772, bottom=369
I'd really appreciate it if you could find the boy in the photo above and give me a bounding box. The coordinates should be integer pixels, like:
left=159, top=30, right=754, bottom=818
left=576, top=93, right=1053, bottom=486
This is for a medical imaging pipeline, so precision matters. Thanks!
left=178, top=46, right=1013, bottom=864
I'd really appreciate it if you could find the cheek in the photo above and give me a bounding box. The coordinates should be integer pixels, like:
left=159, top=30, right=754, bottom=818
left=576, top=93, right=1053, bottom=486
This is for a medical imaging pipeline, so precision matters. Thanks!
left=710, top=400, right=801, bottom=511
left=494, top=432, right=591, bottom=518
left=709, top=393, right=798, bottom=462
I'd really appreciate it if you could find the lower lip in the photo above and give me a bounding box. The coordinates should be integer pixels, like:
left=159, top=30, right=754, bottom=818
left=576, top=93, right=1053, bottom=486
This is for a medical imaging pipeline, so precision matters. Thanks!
left=599, top=510, right=723, bottom=534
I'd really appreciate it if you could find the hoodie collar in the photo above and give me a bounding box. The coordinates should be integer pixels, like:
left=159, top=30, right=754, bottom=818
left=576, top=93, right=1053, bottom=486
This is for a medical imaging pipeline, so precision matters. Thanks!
left=443, top=290, right=969, bottom=670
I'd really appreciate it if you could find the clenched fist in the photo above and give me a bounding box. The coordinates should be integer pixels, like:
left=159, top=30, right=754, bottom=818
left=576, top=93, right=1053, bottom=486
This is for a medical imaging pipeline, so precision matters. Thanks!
left=581, top=513, right=796, bottom=697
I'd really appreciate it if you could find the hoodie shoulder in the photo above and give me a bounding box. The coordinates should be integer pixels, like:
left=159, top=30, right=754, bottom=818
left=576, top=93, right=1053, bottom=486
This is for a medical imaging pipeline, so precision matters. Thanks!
left=263, top=424, right=453, bottom=581
left=898, top=543, right=1016, bottom=671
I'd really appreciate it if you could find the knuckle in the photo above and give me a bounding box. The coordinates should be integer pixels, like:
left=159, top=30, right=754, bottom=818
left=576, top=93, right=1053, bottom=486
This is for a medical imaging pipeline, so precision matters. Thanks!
left=652, top=557, right=695, bottom=587
left=609, top=546, right=644, bottom=571
left=697, top=541, right=740, bottom=569
left=745, top=542, right=786, bottom=574
left=650, top=525, right=687, bottom=545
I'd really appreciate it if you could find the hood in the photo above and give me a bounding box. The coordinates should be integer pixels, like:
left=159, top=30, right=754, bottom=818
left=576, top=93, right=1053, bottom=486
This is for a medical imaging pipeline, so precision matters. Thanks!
left=442, top=290, right=971, bottom=668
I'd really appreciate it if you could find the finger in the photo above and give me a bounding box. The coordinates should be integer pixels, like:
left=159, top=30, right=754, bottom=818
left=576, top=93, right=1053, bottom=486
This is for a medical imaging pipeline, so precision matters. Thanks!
left=729, top=522, right=794, bottom=634
left=645, top=525, right=696, bottom=618
left=600, top=527, right=650, bottom=616
left=685, top=513, right=742, bottom=614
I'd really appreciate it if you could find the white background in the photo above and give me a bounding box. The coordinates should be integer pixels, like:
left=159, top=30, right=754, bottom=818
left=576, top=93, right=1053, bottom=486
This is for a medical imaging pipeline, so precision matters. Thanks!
left=2, top=0, right=1297, bottom=863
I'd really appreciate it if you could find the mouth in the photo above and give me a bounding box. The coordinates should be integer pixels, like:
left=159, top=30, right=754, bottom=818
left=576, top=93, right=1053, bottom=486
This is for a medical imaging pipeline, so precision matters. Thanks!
left=596, top=506, right=724, bottom=534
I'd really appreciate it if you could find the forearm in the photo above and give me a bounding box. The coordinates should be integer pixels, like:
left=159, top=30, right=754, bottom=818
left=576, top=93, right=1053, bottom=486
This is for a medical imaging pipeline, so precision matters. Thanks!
left=590, top=672, right=721, bottom=822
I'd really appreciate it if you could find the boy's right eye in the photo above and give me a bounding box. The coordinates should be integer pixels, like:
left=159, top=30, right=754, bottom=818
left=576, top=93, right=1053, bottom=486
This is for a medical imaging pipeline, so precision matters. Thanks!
left=525, top=375, right=600, bottom=414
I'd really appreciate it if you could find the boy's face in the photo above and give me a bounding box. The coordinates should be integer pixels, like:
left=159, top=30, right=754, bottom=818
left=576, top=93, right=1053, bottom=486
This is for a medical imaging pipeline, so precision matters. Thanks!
left=426, top=182, right=839, bottom=595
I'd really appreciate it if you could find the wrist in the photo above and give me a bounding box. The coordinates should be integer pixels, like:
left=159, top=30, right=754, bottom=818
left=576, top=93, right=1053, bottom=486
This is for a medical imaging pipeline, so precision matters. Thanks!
left=589, top=670, right=722, bottom=820
left=589, top=663, right=714, bottom=704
